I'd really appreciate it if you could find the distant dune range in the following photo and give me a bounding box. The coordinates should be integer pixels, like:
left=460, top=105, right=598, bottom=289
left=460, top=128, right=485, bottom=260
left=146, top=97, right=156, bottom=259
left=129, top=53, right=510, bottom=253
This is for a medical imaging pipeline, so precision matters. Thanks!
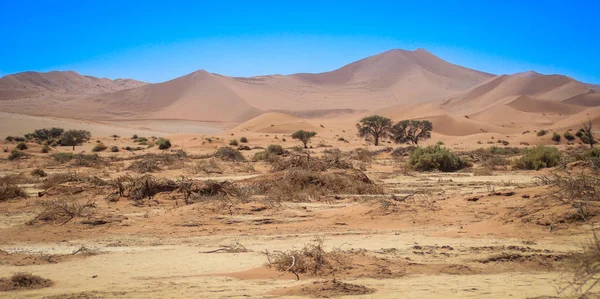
left=0, top=49, right=598, bottom=138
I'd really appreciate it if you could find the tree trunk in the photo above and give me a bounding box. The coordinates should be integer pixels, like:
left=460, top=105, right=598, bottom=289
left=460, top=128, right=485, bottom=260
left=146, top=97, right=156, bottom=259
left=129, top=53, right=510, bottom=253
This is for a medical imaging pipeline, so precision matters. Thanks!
left=72, top=145, right=75, bottom=151
left=374, top=137, right=379, bottom=146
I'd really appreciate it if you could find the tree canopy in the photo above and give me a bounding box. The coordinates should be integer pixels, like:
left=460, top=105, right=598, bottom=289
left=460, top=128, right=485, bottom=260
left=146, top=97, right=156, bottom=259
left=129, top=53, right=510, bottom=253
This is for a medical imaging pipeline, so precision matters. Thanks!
left=391, top=120, right=433, bottom=145
left=60, top=130, right=91, bottom=151
left=356, top=115, right=393, bottom=146
left=291, top=130, right=317, bottom=148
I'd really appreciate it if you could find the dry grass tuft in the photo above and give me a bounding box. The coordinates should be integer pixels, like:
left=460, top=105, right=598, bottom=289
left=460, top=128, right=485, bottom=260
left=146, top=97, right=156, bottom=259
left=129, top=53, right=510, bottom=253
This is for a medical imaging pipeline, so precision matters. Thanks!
left=29, top=196, right=96, bottom=224
left=0, top=176, right=27, bottom=201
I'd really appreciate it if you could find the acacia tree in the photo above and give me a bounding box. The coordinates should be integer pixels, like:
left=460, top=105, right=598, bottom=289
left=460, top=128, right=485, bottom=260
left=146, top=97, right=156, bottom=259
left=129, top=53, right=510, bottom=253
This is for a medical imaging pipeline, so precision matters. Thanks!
left=391, top=120, right=433, bottom=145
left=292, top=130, right=317, bottom=148
left=61, top=130, right=91, bottom=151
left=356, top=115, right=393, bottom=146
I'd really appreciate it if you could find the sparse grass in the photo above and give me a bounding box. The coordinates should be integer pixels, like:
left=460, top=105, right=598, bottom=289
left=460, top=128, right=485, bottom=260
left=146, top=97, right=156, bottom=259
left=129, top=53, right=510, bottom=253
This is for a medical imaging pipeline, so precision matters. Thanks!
left=192, top=158, right=223, bottom=174
left=39, top=173, right=106, bottom=190
left=351, top=148, right=373, bottom=164
left=512, top=145, right=561, bottom=170
left=0, top=272, right=52, bottom=291
left=51, top=152, right=74, bottom=163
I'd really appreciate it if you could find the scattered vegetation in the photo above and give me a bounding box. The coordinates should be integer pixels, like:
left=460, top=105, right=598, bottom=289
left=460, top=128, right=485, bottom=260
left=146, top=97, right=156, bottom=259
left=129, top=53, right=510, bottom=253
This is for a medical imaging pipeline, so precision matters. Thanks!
left=0, top=178, right=27, bottom=201
left=512, top=145, right=561, bottom=170
left=31, top=168, right=47, bottom=177
left=7, top=149, right=25, bottom=161
left=537, top=129, right=548, bottom=137
left=16, top=142, right=28, bottom=150
left=240, top=137, right=248, bottom=143
left=552, top=132, right=561, bottom=144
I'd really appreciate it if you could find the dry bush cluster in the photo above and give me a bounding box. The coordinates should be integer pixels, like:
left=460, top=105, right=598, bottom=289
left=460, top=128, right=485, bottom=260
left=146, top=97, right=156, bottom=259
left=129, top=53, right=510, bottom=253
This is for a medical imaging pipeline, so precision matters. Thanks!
left=29, top=196, right=96, bottom=224
left=266, top=238, right=347, bottom=280
left=535, top=172, right=600, bottom=221
left=127, top=152, right=187, bottom=173
left=40, top=173, right=106, bottom=190
left=0, top=272, right=52, bottom=291
left=0, top=182, right=27, bottom=201
left=561, top=229, right=600, bottom=297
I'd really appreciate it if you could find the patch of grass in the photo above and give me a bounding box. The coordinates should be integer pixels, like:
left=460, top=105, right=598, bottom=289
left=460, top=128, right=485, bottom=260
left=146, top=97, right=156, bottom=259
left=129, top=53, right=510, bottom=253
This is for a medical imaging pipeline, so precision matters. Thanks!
left=512, top=146, right=561, bottom=170
left=408, top=145, right=470, bottom=172
left=51, top=152, right=74, bottom=163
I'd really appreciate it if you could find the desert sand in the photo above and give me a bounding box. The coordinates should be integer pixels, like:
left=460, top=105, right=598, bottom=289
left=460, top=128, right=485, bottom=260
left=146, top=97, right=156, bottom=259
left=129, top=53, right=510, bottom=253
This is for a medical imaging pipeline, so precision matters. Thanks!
left=0, top=48, right=599, bottom=298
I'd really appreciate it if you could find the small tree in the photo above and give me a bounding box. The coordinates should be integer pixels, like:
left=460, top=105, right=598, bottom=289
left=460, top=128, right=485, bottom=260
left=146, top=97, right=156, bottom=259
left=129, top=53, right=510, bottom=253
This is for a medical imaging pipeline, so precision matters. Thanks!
left=292, top=130, right=317, bottom=148
left=391, top=120, right=433, bottom=145
left=552, top=132, right=561, bottom=144
left=580, top=120, right=596, bottom=148
left=61, top=130, right=91, bottom=151
left=356, top=115, right=393, bottom=146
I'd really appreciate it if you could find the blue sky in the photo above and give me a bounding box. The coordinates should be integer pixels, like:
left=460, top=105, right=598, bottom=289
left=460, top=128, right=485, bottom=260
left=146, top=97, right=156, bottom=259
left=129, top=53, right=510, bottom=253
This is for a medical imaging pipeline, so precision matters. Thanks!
left=1, top=0, right=598, bottom=83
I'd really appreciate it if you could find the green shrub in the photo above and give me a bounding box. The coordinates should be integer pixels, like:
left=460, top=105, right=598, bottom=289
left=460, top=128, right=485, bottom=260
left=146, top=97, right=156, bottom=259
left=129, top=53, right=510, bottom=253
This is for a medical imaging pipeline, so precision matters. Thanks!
left=537, top=130, right=547, bottom=137
left=267, top=144, right=285, bottom=155
left=16, top=142, right=27, bottom=150
left=110, top=146, right=119, bottom=152
left=214, top=147, right=245, bottom=161
left=564, top=131, right=576, bottom=141
left=41, top=145, right=50, bottom=153
left=51, top=152, right=75, bottom=163
left=132, top=134, right=138, bottom=139
left=551, top=132, right=561, bottom=144
left=512, top=145, right=561, bottom=170
left=230, top=139, right=239, bottom=146
left=8, top=150, right=26, bottom=161
left=92, top=143, right=108, bottom=152
left=72, top=153, right=104, bottom=167
left=135, top=137, right=148, bottom=143
left=240, top=137, right=248, bottom=143
left=408, top=145, right=470, bottom=172
left=488, top=146, right=521, bottom=155
left=157, top=138, right=171, bottom=150
left=253, top=150, right=280, bottom=162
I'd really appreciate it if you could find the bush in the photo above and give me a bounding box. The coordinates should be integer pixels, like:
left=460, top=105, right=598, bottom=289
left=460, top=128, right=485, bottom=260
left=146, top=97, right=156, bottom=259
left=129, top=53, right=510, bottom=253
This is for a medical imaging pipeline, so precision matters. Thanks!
left=267, top=144, right=285, bottom=155
left=488, top=146, right=521, bottom=155
left=0, top=180, right=27, bottom=201
left=72, top=153, right=104, bottom=167
left=41, top=145, right=50, bottom=153
left=51, top=152, right=74, bottom=163
left=157, top=138, right=171, bottom=150
left=408, top=145, right=470, bottom=172
left=0, top=272, right=53, bottom=291
left=215, top=147, right=246, bottom=161
left=564, top=131, right=576, bottom=141
left=8, top=149, right=25, bottom=161
left=16, top=142, right=27, bottom=150
left=132, top=134, right=138, bottom=139
left=253, top=150, right=280, bottom=163
left=229, top=139, right=239, bottom=146
left=512, top=145, right=561, bottom=170
left=240, top=137, right=248, bottom=143
left=391, top=146, right=417, bottom=157
left=92, top=143, right=108, bottom=152
left=31, top=168, right=47, bottom=177
left=552, top=132, right=561, bottom=144
left=537, top=130, right=547, bottom=137
left=110, top=146, right=119, bottom=152
left=31, top=196, right=96, bottom=223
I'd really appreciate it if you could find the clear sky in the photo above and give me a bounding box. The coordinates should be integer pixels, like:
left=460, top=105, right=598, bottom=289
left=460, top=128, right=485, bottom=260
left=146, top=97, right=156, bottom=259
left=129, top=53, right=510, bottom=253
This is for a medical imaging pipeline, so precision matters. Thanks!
left=1, top=0, right=598, bottom=83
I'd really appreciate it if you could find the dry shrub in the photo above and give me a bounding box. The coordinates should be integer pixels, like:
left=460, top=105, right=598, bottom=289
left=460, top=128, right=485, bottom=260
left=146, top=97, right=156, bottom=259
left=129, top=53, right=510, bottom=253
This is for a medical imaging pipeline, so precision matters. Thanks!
left=126, top=175, right=177, bottom=202
left=351, top=148, right=373, bottom=164
left=270, top=151, right=353, bottom=172
left=127, top=152, right=187, bottom=173
left=127, top=156, right=161, bottom=173
left=536, top=172, right=600, bottom=221
left=0, top=182, right=27, bottom=201
left=31, top=168, right=47, bottom=177
left=30, top=196, right=96, bottom=224
left=277, top=279, right=376, bottom=298
left=192, top=158, right=223, bottom=174
left=267, top=238, right=347, bottom=280
left=214, top=147, right=246, bottom=162
left=560, top=229, right=600, bottom=297
left=40, top=173, right=106, bottom=190
left=251, top=169, right=383, bottom=203
left=72, top=153, right=106, bottom=167
left=0, top=272, right=52, bottom=291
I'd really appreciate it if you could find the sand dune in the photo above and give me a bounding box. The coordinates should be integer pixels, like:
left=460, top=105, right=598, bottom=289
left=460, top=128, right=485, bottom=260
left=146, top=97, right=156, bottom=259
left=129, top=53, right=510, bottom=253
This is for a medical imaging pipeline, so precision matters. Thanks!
left=0, top=71, right=146, bottom=95
left=441, top=72, right=592, bottom=114
left=552, top=106, right=600, bottom=130
left=562, top=90, right=600, bottom=107
left=507, top=95, right=586, bottom=115
left=232, top=112, right=321, bottom=134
